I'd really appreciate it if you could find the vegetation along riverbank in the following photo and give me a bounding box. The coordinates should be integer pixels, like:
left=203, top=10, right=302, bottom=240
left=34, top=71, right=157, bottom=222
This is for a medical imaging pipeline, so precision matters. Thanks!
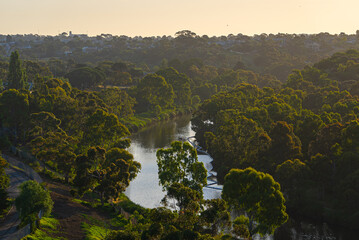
left=0, top=32, right=358, bottom=239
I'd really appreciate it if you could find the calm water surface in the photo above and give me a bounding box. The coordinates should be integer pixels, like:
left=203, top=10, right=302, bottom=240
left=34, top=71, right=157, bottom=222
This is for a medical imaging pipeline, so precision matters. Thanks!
left=125, top=114, right=357, bottom=240
left=125, top=114, right=221, bottom=208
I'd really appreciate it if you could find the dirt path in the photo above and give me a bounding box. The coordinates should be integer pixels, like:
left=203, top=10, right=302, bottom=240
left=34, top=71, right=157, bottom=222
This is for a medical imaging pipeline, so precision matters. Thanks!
left=0, top=166, right=31, bottom=239
left=46, top=180, right=113, bottom=240
left=0, top=154, right=115, bottom=240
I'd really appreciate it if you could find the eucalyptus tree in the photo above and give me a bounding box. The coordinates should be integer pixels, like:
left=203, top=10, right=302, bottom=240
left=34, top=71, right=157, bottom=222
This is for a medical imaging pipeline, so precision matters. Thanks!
left=7, top=51, right=27, bottom=90
left=222, top=167, right=288, bottom=237
left=156, top=141, right=207, bottom=196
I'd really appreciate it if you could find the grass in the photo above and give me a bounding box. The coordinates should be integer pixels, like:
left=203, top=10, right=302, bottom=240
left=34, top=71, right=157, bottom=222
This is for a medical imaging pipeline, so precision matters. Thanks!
left=39, top=217, right=60, bottom=230
left=120, top=115, right=152, bottom=132
left=121, top=107, right=190, bottom=133
left=0, top=200, right=13, bottom=219
left=72, top=198, right=93, bottom=207
left=81, top=222, right=109, bottom=240
left=23, top=217, right=65, bottom=240
left=9, top=163, right=27, bottom=173
left=72, top=198, right=113, bottom=214
left=117, top=193, right=148, bottom=216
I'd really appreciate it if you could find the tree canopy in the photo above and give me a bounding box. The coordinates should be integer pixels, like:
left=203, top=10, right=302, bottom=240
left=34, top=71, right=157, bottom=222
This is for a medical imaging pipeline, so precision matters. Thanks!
left=15, top=180, right=53, bottom=224
left=222, top=167, right=288, bottom=236
left=156, top=141, right=207, bottom=195
left=7, top=51, right=27, bottom=90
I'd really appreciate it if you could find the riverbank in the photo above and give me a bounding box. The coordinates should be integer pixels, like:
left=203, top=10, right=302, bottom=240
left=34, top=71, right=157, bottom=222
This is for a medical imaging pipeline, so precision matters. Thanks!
left=126, top=115, right=359, bottom=240
left=124, top=114, right=196, bottom=208
left=120, top=107, right=192, bottom=133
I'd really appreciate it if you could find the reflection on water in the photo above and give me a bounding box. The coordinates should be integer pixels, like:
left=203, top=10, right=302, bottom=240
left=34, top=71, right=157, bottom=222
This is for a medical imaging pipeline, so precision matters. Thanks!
left=125, top=114, right=199, bottom=208
left=130, top=115, right=193, bottom=150
left=125, top=115, right=358, bottom=240
left=125, top=114, right=222, bottom=208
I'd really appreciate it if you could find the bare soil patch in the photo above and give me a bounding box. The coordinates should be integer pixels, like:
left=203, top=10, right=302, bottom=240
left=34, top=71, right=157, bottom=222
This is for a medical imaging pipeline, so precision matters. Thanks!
left=44, top=179, right=113, bottom=240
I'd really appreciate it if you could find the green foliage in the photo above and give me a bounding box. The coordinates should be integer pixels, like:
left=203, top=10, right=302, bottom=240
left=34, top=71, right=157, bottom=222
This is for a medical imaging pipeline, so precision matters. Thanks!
left=0, top=89, right=29, bottom=141
left=81, top=109, right=130, bottom=150
left=15, top=180, right=53, bottom=225
left=156, top=67, right=192, bottom=108
left=23, top=217, right=63, bottom=240
left=232, top=215, right=252, bottom=240
left=74, top=146, right=141, bottom=205
left=66, top=67, right=105, bottom=90
left=204, top=109, right=271, bottom=179
left=27, top=112, right=77, bottom=182
left=0, top=155, right=9, bottom=212
left=117, top=193, right=148, bottom=215
left=161, top=182, right=201, bottom=212
left=222, top=168, right=288, bottom=236
left=106, top=230, right=138, bottom=240
left=97, top=88, right=135, bottom=118
left=7, top=51, right=28, bottom=90
left=82, top=222, right=109, bottom=240
left=156, top=141, right=207, bottom=195
left=135, top=73, right=174, bottom=112
left=3, top=36, right=359, bottom=235
left=200, top=199, right=230, bottom=235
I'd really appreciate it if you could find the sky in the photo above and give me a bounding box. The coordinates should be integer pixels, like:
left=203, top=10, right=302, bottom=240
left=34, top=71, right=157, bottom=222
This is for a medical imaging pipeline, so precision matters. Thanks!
left=0, top=0, right=358, bottom=37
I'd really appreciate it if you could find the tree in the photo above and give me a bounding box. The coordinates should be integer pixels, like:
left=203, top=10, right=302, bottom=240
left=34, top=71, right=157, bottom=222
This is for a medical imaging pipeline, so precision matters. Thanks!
left=263, top=121, right=302, bottom=171
left=65, top=67, right=105, bottom=90
left=73, top=146, right=141, bottom=205
left=204, top=110, right=271, bottom=180
left=161, top=182, right=201, bottom=212
left=200, top=199, right=230, bottom=236
left=135, top=74, right=174, bottom=112
left=0, top=155, right=9, bottom=212
left=27, top=112, right=77, bottom=183
left=222, top=167, right=288, bottom=236
left=97, top=88, right=135, bottom=118
left=156, top=141, right=207, bottom=195
left=275, top=159, right=309, bottom=206
left=308, top=122, right=343, bottom=157
left=15, top=180, right=53, bottom=225
left=175, top=30, right=197, bottom=38
left=7, top=51, right=28, bottom=90
left=29, top=131, right=77, bottom=183
left=0, top=89, right=30, bottom=142
left=156, top=68, right=192, bottom=108
left=232, top=215, right=252, bottom=240
left=81, top=109, right=130, bottom=151
left=193, top=83, right=217, bottom=101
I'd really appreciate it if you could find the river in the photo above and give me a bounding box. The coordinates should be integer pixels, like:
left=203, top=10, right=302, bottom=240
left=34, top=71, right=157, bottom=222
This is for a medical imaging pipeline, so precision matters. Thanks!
left=125, top=114, right=357, bottom=240
left=125, top=114, right=221, bottom=208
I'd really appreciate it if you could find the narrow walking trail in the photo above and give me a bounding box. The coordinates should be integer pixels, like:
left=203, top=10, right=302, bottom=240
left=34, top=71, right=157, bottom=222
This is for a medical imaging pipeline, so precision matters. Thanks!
left=0, top=157, right=31, bottom=239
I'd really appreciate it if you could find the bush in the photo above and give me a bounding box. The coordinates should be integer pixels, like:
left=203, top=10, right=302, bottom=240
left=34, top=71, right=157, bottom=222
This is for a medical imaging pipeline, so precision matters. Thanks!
left=117, top=194, right=148, bottom=216
left=15, top=180, right=53, bottom=226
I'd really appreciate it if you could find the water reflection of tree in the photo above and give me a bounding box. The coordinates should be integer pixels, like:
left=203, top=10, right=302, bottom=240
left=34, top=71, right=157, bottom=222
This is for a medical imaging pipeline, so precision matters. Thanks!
left=132, top=115, right=192, bottom=150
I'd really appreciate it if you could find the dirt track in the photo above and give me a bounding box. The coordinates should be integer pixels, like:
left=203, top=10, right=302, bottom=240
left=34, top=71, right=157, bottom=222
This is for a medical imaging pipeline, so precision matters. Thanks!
left=46, top=180, right=113, bottom=240
left=0, top=166, right=31, bottom=239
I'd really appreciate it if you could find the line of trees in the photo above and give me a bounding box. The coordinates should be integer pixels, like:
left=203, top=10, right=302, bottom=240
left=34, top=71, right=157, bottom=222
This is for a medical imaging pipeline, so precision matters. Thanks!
left=192, top=50, right=359, bottom=230
left=1, top=46, right=359, bottom=237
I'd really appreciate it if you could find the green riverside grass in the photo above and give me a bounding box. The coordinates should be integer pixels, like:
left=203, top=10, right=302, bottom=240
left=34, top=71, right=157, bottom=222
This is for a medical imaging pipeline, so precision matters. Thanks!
left=22, top=217, right=65, bottom=240
left=81, top=222, right=109, bottom=240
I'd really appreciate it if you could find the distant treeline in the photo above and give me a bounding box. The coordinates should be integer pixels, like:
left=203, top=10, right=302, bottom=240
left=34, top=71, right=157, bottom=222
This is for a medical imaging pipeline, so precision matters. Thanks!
left=2, top=31, right=359, bottom=81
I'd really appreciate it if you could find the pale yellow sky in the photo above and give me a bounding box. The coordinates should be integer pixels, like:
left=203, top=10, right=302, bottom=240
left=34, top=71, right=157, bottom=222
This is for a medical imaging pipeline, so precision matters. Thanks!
left=0, top=0, right=358, bottom=36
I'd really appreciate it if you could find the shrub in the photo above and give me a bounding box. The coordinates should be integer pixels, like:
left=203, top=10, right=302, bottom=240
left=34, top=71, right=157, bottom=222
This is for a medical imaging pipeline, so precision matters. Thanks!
left=15, top=180, right=53, bottom=226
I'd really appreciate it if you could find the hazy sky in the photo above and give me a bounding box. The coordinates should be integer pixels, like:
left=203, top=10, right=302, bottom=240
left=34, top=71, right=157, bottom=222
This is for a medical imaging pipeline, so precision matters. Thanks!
left=1, top=0, right=358, bottom=36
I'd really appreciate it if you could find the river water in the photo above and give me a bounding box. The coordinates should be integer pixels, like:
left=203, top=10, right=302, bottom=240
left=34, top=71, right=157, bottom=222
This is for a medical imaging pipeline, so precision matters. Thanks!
left=125, top=114, right=221, bottom=208
left=125, top=114, right=357, bottom=240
